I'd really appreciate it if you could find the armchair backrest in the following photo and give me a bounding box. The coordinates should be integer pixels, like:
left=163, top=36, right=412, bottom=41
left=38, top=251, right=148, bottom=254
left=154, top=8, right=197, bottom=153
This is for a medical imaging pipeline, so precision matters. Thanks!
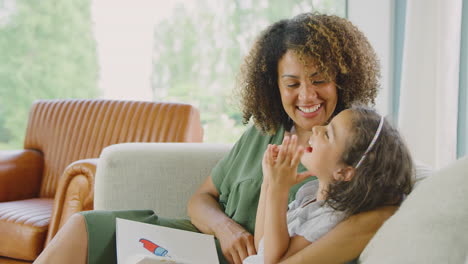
left=23, top=99, right=203, bottom=198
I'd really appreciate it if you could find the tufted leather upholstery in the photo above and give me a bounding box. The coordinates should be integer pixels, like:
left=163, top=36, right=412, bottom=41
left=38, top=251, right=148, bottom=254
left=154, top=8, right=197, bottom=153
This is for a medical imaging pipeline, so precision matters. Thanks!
left=0, top=199, right=52, bottom=260
left=0, top=99, right=203, bottom=263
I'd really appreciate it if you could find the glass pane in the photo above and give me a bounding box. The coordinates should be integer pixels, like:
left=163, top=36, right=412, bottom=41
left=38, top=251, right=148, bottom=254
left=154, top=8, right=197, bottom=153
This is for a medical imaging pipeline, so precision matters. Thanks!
left=151, top=0, right=346, bottom=143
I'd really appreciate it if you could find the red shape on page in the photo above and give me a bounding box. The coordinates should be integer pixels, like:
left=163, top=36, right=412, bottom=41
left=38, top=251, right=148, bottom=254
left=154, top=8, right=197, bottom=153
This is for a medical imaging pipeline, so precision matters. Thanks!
left=140, top=238, right=158, bottom=252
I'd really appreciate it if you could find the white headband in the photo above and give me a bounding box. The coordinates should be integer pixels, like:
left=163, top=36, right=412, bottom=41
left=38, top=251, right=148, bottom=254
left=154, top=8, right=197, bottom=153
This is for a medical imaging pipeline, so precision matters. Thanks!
left=355, top=116, right=385, bottom=168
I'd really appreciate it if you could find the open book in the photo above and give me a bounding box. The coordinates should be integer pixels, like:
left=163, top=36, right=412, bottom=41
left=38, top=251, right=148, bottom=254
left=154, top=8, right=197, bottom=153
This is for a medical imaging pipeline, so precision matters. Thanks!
left=116, top=218, right=219, bottom=264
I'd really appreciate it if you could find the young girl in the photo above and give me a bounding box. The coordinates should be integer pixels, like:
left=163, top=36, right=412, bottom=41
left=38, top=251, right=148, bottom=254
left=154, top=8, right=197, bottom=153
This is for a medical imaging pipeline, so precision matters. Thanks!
left=244, top=106, right=413, bottom=264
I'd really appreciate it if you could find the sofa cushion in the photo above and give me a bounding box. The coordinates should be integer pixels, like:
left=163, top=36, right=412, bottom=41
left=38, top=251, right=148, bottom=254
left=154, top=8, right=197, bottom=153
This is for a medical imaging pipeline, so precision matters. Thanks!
left=0, top=198, right=52, bottom=261
left=360, top=156, right=468, bottom=263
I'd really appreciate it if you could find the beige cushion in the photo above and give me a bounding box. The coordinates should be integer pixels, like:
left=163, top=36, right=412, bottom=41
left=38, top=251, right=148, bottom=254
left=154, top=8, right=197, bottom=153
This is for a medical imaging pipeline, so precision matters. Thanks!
left=360, top=156, right=468, bottom=264
left=94, top=143, right=232, bottom=218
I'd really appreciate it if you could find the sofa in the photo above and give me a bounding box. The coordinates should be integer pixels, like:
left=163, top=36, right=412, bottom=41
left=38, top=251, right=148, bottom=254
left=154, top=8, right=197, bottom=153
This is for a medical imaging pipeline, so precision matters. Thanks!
left=0, top=100, right=203, bottom=263
left=94, top=142, right=468, bottom=264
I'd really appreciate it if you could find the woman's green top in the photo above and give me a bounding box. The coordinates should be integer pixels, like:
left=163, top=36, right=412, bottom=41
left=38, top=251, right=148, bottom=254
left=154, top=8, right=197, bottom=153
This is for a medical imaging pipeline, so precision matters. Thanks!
left=212, top=125, right=316, bottom=234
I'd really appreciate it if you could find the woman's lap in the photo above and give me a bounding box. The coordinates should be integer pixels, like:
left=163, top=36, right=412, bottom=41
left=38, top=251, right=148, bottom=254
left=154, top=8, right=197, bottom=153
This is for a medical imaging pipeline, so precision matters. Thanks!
left=80, top=209, right=199, bottom=264
left=79, top=209, right=357, bottom=264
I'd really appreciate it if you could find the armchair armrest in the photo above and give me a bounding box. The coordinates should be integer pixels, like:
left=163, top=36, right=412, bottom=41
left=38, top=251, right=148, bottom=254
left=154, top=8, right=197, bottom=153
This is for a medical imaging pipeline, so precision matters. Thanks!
left=0, top=149, right=43, bottom=202
left=94, top=143, right=231, bottom=219
left=45, top=158, right=97, bottom=245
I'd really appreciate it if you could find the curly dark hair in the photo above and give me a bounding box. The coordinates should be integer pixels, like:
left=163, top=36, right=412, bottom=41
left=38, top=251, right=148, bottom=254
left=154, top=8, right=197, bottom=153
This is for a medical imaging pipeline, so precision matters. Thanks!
left=238, top=13, right=380, bottom=134
left=325, top=106, right=413, bottom=217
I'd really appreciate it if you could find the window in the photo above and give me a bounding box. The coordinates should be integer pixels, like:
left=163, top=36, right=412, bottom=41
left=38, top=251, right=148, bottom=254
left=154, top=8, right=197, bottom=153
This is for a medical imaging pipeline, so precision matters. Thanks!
left=0, top=0, right=346, bottom=149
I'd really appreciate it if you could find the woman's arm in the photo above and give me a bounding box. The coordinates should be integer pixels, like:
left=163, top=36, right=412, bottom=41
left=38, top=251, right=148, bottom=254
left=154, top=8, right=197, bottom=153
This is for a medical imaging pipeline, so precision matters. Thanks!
left=187, top=175, right=256, bottom=264
left=279, top=206, right=398, bottom=264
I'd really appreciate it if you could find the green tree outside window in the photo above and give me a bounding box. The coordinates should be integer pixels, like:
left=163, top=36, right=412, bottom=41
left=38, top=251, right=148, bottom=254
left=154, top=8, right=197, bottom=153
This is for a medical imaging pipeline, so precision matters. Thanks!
left=0, top=0, right=98, bottom=149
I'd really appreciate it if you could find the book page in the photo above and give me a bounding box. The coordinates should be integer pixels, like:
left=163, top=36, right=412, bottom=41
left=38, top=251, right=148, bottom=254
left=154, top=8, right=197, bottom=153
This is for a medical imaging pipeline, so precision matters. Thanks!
left=116, top=218, right=219, bottom=264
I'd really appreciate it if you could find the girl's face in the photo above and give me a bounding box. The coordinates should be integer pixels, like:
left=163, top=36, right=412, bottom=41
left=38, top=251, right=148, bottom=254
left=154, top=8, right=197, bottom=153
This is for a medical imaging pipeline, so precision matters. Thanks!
left=301, top=109, right=354, bottom=182
left=278, top=50, right=338, bottom=135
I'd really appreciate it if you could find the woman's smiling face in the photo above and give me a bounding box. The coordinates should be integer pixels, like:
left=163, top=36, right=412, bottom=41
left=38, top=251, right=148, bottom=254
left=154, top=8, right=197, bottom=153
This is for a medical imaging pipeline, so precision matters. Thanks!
left=277, top=50, right=338, bottom=133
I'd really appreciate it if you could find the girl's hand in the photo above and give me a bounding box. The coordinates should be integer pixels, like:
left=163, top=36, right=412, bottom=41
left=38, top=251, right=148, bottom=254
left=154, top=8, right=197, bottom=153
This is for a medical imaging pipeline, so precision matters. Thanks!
left=262, top=144, right=279, bottom=186
left=267, top=135, right=308, bottom=189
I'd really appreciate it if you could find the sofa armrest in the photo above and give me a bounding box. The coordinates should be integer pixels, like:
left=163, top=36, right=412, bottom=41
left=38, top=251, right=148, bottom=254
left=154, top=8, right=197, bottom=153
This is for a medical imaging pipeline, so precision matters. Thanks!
left=45, top=158, right=97, bottom=245
left=94, top=143, right=231, bottom=219
left=0, top=149, right=43, bottom=202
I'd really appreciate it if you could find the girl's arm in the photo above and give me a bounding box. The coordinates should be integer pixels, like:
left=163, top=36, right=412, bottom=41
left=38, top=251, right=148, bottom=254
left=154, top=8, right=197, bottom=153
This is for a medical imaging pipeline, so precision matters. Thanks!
left=255, top=144, right=279, bottom=249
left=263, top=136, right=308, bottom=264
left=254, top=182, right=268, bottom=249
left=264, top=185, right=292, bottom=263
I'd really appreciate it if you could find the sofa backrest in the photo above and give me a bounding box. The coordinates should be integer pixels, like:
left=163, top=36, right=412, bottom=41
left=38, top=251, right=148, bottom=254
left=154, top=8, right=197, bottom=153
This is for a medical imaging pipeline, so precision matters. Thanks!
left=94, top=143, right=232, bottom=219
left=24, top=99, right=203, bottom=198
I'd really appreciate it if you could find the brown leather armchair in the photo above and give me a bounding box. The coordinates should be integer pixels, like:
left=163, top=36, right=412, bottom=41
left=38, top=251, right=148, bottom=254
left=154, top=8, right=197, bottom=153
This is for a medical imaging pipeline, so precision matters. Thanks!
left=0, top=99, right=203, bottom=263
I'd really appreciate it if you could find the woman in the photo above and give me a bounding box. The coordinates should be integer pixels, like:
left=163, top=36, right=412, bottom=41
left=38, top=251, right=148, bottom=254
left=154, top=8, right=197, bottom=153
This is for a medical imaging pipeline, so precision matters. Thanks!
left=35, top=13, right=388, bottom=264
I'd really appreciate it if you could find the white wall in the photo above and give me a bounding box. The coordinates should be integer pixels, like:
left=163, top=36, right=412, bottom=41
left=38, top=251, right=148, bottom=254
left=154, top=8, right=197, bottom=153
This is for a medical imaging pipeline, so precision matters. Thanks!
left=348, top=0, right=394, bottom=116
left=91, top=1, right=196, bottom=101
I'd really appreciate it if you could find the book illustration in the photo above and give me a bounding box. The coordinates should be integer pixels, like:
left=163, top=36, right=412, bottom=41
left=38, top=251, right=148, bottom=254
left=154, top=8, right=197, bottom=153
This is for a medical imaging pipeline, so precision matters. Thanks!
left=139, top=238, right=171, bottom=257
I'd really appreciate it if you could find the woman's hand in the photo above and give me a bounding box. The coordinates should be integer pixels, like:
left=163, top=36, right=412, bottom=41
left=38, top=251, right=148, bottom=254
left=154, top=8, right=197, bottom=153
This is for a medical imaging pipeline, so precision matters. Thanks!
left=214, top=220, right=256, bottom=264
left=188, top=175, right=256, bottom=263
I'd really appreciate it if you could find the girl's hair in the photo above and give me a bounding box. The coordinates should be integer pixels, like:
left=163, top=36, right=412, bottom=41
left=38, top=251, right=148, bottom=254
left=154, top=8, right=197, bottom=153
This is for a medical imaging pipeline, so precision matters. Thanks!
left=237, top=13, right=380, bottom=134
left=325, top=106, right=413, bottom=217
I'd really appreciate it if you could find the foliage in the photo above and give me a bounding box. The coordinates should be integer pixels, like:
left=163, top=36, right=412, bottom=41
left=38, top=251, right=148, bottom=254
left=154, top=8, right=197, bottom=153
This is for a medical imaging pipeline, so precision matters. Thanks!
left=0, top=0, right=98, bottom=149
left=152, top=0, right=345, bottom=143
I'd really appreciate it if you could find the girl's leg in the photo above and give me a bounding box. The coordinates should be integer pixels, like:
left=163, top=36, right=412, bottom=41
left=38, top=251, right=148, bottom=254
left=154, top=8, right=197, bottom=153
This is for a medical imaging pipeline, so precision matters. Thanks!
left=34, top=213, right=87, bottom=264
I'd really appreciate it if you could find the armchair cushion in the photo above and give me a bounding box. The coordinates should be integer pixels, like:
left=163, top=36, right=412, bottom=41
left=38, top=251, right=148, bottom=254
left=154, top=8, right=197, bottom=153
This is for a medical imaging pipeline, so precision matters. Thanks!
left=0, top=258, right=31, bottom=264
left=0, top=198, right=52, bottom=261
left=94, top=143, right=231, bottom=218
left=360, top=156, right=468, bottom=263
